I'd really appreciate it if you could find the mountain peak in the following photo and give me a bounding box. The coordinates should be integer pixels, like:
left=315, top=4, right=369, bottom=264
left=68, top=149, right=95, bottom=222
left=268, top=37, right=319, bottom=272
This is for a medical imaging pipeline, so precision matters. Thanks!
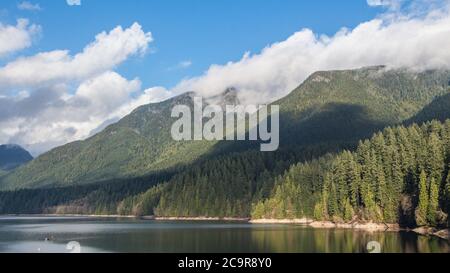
left=0, top=144, right=33, bottom=171
left=205, top=87, right=241, bottom=106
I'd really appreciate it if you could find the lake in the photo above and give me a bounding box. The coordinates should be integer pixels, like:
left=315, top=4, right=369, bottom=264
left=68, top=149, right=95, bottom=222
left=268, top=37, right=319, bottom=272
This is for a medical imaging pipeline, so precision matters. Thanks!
left=0, top=216, right=448, bottom=253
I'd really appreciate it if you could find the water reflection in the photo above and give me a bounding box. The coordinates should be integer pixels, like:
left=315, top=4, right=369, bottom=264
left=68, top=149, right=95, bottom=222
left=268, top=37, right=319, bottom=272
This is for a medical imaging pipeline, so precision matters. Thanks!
left=0, top=217, right=448, bottom=253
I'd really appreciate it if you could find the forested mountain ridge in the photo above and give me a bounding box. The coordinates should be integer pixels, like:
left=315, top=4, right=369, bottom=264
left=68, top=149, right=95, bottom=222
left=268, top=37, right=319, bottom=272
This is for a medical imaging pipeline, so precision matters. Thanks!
left=252, top=120, right=450, bottom=228
left=0, top=67, right=450, bottom=229
left=0, top=93, right=227, bottom=189
left=407, top=93, right=450, bottom=125
left=1, top=67, right=449, bottom=191
left=142, top=67, right=450, bottom=218
left=276, top=67, right=450, bottom=147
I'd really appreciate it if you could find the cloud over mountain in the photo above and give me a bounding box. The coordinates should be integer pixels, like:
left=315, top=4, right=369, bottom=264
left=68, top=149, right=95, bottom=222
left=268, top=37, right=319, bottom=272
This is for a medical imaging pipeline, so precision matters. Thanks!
left=1, top=0, right=450, bottom=155
left=174, top=0, right=450, bottom=105
left=0, top=23, right=158, bottom=155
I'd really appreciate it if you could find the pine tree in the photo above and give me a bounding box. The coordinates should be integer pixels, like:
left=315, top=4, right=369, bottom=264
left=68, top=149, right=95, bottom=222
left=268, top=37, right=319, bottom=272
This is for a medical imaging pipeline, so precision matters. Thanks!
left=328, top=181, right=339, bottom=218
left=347, top=157, right=361, bottom=207
left=415, top=171, right=429, bottom=226
left=427, top=178, right=439, bottom=226
left=343, top=198, right=354, bottom=222
left=252, top=201, right=266, bottom=219
left=375, top=164, right=387, bottom=206
left=364, top=187, right=380, bottom=222
left=321, top=184, right=330, bottom=219
left=427, top=132, right=444, bottom=183
left=314, top=202, right=325, bottom=221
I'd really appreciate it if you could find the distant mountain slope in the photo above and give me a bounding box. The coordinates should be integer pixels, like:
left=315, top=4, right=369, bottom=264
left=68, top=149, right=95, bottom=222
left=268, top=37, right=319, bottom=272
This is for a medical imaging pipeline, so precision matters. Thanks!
left=0, top=93, right=224, bottom=189
left=1, top=66, right=449, bottom=191
left=122, top=67, right=450, bottom=218
left=407, top=93, right=450, bottom=124
left=0, top=145, right=33, bottom=171
left=276, top=67, right=450, bottom=145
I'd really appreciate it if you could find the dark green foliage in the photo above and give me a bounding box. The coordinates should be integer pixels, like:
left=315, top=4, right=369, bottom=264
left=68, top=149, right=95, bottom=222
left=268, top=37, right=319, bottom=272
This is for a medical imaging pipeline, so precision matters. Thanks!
left=1, top=67, right=450, bottom=230
left=2, top=67, right=450, bottom=190
left=117, top=185, right=165, bottom=216
left=254, top=120, right=450, bottom=227
left=407, top=93, right=450, bottom=124
left=416, top=171, right=429, bottom=226
left=0, top=172, right=170, bottom=215
left=0, top=94, right=219, bottom=189
left=428, top=178, right=439, bottom=226
left=154, top=146, right=336, bottom=218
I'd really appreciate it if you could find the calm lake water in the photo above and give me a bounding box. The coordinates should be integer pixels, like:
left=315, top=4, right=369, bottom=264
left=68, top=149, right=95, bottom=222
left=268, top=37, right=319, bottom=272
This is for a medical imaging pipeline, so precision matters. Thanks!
left=0, top=216, right=448, bottom=253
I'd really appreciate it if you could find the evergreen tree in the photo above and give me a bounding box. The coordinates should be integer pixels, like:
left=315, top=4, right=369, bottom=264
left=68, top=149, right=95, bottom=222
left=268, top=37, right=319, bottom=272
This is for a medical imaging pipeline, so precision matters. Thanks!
left=314, top=202, right=326, bottom=221
left=328, top=181, right=339, bottom=218
left=426, top=133, right=444, bottom=183
left=416, top=170, right=429, bottom=226
left=427, top=178, right=439, bottom=226
left=343, top=198, right=354, bottom=222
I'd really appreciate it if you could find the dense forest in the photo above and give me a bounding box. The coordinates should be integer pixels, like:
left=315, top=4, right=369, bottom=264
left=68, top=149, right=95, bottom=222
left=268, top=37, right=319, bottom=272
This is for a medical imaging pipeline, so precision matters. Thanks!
left=2, top=67, right=449, bottom=190
left=2, top=120, right=448, bottom=229
left=0, top=172, right=171, bottom=215
left=252, top=120, right=450, bottom=227
left=0, top=67, right=449, bottom=230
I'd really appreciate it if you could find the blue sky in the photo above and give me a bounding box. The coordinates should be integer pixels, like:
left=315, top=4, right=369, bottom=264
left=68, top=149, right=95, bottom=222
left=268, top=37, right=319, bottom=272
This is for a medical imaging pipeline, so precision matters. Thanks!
left=0, top=0, right=380, bottom=88
left=1, top=0, right=449, bottom=155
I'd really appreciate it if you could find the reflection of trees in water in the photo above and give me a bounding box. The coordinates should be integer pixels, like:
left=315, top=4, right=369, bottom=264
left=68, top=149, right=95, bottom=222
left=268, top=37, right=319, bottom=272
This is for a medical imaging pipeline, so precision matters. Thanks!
left=249, top=227, right=450, bottom=253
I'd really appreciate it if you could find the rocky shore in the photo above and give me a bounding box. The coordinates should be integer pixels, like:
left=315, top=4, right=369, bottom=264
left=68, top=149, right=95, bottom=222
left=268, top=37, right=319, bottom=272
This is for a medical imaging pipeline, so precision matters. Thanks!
left=248, top=218, right=449, bottom=240
left=413, top=227, right=450, bottom=240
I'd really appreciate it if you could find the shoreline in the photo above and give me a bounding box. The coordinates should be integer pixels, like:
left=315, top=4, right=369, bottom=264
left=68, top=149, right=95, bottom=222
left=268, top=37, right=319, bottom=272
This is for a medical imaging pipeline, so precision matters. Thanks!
left=145, top=216, right=250, bottom=221
left=249, top=218, right=313, bottom=224
left=1, top=214, right=448, bottom=240
left=250, top=218, right=400, bottom=231
left=0, top=214, right=137, bottom=218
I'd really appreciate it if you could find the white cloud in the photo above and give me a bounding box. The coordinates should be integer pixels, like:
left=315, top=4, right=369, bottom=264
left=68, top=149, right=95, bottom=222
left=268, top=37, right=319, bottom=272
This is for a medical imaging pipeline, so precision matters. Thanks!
left=3, top=1, right=450, bottom=155
left=0, top=72, right=148, bottom=155
left=167, top=60, right=192, bottom=71
left=178, top=60, right=192, bottom=68
left=0, top=22, right=152, bottom=89
left=0, top=19, right=40, bottom=56
left=0, top=23, right=155, bottom=155
left=172, top=1, right=450, bottom=105
left=18, top=1, right=42, bottom=11
left=67, top=0, right=81, bottom=6
left=367, top=0, right=403, bottom=8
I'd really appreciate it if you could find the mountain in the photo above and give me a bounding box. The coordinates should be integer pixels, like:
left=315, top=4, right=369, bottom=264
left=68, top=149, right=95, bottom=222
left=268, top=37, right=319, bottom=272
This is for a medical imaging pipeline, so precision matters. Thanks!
left=1, top=66, right=450, bottom=226
left=143, top=67, right=450, bottom=218
left=407, top=93, right=450, bottom=125
left=276, top=66, right=450, bottom=143
left=0, top=93, right=227, bottom=189
left=0, top=145, right=33, bottom=171
left=252, top=120, right=450, bottom=227
left=1, top=66, right=449, bottom=192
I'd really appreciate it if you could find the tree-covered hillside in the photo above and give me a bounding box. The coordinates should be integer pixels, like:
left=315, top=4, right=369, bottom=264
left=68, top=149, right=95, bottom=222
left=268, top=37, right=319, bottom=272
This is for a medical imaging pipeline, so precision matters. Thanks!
left=252, top=120, right=450, bottom=227
left=0, top=67, right=450, bottom=230
left=1, top=67, right=449, bottom=190
left=1, top=119, right=449, bottom=229
left=0, top=93, right=222, bottom=189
